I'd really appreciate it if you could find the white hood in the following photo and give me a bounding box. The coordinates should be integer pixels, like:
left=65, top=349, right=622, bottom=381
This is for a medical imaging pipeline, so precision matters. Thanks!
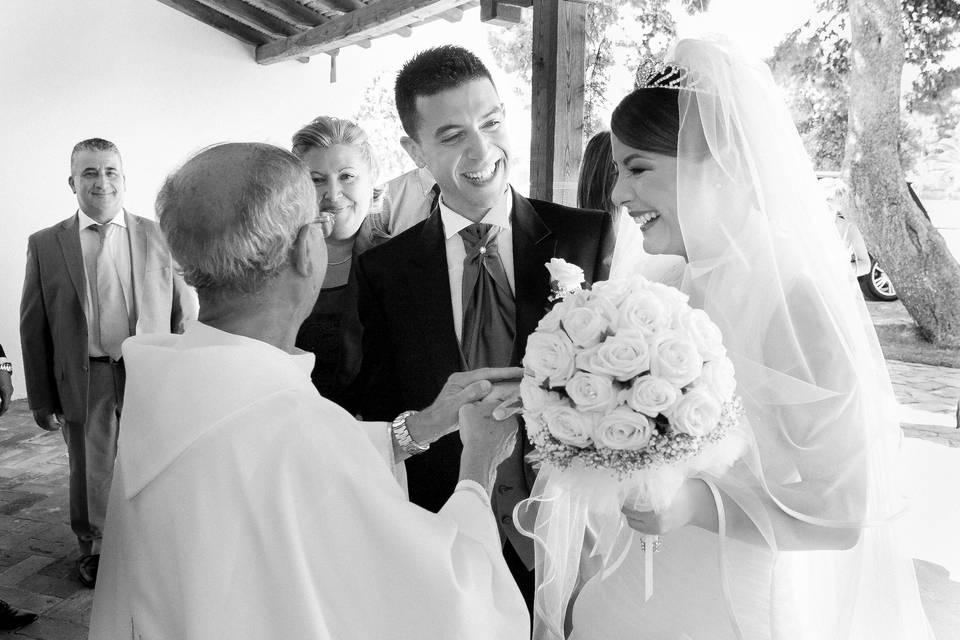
left=117, top=321, right=315, bottom=498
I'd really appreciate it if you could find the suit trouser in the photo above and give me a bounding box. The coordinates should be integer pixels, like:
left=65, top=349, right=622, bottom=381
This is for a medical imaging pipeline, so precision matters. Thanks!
left=62, top=359, right=124, bottom=556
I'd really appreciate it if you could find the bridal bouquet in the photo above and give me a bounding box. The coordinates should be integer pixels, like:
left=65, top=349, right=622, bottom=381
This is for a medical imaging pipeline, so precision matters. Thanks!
left=516, top=260, right=747, bottom=636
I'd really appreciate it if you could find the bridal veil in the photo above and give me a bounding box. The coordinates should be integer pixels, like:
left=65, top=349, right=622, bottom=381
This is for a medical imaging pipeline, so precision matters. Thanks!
left=581, top=37, right=934, bottom=639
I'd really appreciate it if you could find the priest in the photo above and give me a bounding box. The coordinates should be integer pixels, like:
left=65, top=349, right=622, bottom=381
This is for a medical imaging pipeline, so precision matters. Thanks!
left=89, top=142, right=529, bottom=639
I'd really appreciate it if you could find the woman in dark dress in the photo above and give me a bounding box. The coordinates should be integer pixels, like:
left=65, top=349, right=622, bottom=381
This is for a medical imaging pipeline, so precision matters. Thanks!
left=291, top=116, right=391, bottom=406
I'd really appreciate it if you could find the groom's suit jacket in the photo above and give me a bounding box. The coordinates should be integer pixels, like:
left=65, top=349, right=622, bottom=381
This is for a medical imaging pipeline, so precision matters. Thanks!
left=20, top=211, right=195, bottom=423
left=351, top=189, right=614, bottom=567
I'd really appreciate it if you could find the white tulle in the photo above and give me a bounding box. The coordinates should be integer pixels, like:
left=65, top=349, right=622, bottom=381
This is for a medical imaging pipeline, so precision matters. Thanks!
left=565, top=37, right=934, bottom=639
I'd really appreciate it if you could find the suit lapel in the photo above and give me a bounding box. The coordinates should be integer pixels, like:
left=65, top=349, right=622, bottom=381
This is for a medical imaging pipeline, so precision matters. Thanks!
left=126, top=211, right=146, bottom=323
left=56, top=214, right=87, bottom=308
left=409, top=206, right=466, bottom=373
left=511, top=191, right=555, bottom=363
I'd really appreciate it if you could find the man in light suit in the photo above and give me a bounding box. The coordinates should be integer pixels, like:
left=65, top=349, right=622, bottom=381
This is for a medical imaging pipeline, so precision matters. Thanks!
left=350, top=46, right=614, bottom=608
left=20, top=138, right=194, bottom=588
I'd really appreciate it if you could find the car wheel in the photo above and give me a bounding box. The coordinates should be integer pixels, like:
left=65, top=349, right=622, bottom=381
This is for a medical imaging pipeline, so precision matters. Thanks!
left=858, top=256, right=898, bottom=301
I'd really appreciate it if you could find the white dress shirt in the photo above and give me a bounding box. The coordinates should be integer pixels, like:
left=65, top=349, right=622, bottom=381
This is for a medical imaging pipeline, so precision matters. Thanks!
left=78, top=209, right=135, bottom=357
left=438, top=187, right=515, bottom=342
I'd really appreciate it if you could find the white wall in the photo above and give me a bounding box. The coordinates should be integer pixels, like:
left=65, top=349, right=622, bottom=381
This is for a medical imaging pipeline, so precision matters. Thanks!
left=0, top=0, right=529, bottom=399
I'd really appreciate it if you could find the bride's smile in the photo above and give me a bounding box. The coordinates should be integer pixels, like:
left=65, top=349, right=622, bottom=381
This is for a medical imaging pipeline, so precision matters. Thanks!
left=629, top=209, right=660, bottom=230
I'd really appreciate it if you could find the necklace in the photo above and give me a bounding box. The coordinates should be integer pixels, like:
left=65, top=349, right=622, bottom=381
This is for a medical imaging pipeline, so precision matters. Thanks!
left=327, top=255, right=353, bottom=267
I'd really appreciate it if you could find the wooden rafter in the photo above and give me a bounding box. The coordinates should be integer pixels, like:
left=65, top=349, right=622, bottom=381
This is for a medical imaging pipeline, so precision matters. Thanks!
left=311, top=0, right=365, bottom=13
left=200, top=0, right=300, bottom=37
left=255, top=0, right=470, bottom=64
left=155, top=0, right=273, bottom=46
left=245, top=0, right=327, bottom=29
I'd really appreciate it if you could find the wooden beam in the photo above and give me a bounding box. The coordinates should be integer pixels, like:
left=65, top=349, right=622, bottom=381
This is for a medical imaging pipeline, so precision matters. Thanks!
left=256, top=0, right=470, bottom=64
left=441, top=7, right=465, bottom=21
left=246, top=0, right=326, bottom=28
left=480, top=0, right=522, bottom=25
left=530, top=0, right=586, bottom=206
left=199, top=0, right=299, bottom=37
left=311, top=0, right=365, bottom=12
left=154, top=0, right=271, bottom=46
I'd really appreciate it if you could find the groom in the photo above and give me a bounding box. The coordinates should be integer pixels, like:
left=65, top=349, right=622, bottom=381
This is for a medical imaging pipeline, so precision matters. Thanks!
left=350, top=45, right=614, bottom=603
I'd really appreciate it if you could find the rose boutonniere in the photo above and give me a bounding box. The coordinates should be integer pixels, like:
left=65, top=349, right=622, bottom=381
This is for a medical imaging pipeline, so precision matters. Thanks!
left=546, top=258, right=585, bottom=303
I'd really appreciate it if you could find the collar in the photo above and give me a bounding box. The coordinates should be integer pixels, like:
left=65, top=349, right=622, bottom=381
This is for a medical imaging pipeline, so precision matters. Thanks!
left=78, top=209, right=126, bottom=231
left=413, top=167, right=437, bottom=196
left=439, top=187, right=513, bottom=240
left=181, top=321, right=315, bottom=377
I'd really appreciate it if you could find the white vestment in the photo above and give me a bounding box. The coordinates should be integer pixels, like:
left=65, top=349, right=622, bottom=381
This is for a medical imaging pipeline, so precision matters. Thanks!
left=89, top=322, right=529, bottom=639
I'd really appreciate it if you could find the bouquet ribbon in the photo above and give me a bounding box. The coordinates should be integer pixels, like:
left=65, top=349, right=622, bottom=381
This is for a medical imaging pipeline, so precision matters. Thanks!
left=515, top=465, right=747, bottom=640
left=514, top=462, right=663, bottom=640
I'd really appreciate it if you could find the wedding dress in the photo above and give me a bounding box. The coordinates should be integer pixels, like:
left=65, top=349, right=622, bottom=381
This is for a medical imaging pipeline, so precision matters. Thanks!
left=546, top=37, right=933, bottom=640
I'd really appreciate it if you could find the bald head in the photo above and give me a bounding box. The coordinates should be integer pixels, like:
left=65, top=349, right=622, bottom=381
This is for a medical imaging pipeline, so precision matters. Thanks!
left=157, top=143, right=316, bottom=299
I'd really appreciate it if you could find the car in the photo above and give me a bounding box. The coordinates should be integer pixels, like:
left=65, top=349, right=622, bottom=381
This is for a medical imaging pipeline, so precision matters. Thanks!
left=818, top=172, right=902, bottom=302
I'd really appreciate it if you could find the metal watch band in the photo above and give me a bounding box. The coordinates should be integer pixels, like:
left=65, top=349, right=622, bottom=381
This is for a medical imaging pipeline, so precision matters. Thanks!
left=392, top=410, right=429, bottom=456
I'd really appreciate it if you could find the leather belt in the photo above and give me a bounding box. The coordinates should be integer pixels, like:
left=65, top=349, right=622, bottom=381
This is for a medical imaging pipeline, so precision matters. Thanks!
left=89, top=356, right=122, bottom=364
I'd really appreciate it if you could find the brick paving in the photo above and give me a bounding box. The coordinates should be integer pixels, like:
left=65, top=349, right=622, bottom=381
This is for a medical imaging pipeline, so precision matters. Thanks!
left=0, top=299, right=956, bottom=639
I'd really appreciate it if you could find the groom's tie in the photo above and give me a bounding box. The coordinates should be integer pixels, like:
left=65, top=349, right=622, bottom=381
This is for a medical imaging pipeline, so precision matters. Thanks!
left=459, top=223, right=515, bottom=368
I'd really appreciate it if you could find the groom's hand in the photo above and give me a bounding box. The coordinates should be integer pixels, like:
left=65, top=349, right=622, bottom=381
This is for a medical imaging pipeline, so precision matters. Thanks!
left=407, top=367, right=523, bottom=445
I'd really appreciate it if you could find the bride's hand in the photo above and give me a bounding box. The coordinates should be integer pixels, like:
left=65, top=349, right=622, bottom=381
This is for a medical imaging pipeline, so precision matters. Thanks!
left=621, top=479, right=717, bottom=535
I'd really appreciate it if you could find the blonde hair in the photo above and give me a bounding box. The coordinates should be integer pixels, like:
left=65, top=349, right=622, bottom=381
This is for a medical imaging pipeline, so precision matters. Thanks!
left=291, top=115, right=383, bottom=210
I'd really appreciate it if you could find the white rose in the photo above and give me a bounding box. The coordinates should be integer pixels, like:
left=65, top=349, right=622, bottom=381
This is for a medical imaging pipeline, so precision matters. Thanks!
left=523, top=331, right=577, bottom=386
left=564, top=371, right=618, bottom=412
left=546, top=258, right=585, bottom=292
left=697, top=357, right=737, bottom=401
left=649, top=330, right=704, bottom=388
left=667, top=387, right=723, bottom=437
left=594, top=407, right=655, bottom=450
left=624, top=374, right=680, bottom=417
left=561, top=306, right=608, bottom=348
left=582, top=290, right=620, bottom=325
left=537, top=298, right=573, bottom=333
left=519, top=376, right=566, bottom=412
left=616, top=290, right=672, bottom=337
left=591, top=278, right=634, bottom=307
left=678, top=308, right=727, bottom=361
left=575, top=331, right=650, bottom=381
left=542, top=404, right=596, bottom=447
left=645, top=281, right=689, bottom=307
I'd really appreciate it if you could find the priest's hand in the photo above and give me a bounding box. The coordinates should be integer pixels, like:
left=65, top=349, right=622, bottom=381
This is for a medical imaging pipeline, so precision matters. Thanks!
left=458, top=397, right=520, bottom=496
left=407, top=367, right=522, bottom=446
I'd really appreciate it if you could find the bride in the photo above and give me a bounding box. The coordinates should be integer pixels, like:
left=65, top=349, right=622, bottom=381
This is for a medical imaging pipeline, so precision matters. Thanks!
left=547, top=38, right=933, bottom=639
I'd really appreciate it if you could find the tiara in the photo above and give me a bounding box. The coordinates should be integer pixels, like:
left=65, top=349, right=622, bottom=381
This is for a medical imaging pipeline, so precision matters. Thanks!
left=634, top=58, right=696, bottom=91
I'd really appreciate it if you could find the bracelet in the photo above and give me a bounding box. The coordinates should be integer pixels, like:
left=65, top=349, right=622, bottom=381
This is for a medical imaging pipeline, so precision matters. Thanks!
left=0, top=361, right=12, bottom=374
left=392, top=410, right=429, bottom=456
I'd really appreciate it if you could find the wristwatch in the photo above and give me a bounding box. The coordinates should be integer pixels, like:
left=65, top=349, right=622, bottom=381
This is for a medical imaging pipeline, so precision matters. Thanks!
left=392, top=410, right=429, bottom=456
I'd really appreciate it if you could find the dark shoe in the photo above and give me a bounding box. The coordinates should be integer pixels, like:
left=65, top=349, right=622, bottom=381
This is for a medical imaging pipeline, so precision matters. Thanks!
left=77, top=553, right=99, bottom=588
left=0, top=600, right=38, bottom=631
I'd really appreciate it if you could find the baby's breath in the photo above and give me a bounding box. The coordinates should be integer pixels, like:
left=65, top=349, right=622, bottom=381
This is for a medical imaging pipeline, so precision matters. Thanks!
left=528, top=398, right=743, bottom=479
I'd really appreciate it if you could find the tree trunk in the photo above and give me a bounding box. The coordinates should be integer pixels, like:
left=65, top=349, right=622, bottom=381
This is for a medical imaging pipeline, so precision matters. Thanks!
left=845, top=0, right=960, bottom=347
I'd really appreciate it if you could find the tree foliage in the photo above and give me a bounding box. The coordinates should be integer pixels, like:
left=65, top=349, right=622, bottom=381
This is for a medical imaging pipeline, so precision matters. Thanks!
left=352, top=71, right=416, bottom=183
left=487, top=0, right=677, bottom=141
left=769, top=0, right=960, bottom=174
